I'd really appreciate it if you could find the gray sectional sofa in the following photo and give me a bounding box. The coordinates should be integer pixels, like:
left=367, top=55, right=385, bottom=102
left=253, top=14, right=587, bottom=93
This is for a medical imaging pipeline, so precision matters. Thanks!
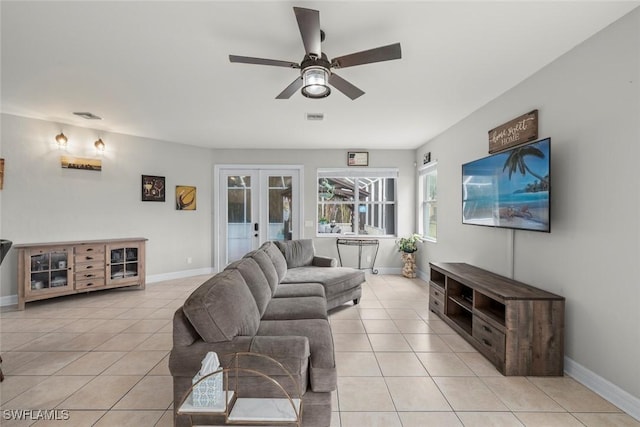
left=169, top=239, right=365, bottom=427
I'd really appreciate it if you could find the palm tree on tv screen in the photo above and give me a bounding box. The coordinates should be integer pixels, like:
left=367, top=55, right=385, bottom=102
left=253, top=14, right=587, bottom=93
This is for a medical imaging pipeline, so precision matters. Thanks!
left=502, top=145, right=548, bottom=184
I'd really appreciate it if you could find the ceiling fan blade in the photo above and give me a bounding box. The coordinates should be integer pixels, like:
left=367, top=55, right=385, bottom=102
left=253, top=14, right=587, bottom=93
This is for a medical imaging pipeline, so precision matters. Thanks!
left=331, top=43, right=402, bottom=69
left=293, top=7, right=321, bottom=58
left=229, top=55, right=299, bottom=69
left=276, top=77, right=303, bottom=99
left=329, top=73, right=365, bottom=100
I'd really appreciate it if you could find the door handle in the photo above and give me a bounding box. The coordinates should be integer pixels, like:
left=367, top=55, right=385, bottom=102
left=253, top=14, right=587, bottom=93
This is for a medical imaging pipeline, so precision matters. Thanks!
left=254, top=223, right=259, bottom=237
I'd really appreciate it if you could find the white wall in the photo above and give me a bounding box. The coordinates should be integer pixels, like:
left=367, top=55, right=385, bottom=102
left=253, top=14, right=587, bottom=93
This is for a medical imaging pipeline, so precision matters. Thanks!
left=416, top=8, right=640, bottom=401
left=211, top=149, right=416, bottom=271
left=0, top=114, right=214, bottom=298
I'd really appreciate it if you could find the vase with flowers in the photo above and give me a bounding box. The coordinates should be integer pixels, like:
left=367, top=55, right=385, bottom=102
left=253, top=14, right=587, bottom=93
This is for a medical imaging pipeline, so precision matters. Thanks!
left=396, top=234, right=422, bottom=278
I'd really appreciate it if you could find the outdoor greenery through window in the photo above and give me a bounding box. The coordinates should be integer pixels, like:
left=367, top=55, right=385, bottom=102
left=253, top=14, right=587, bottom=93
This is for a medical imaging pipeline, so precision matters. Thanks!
left=419, top=163, right=437, bottom=241
left=317, top=168, right=398, bottom=237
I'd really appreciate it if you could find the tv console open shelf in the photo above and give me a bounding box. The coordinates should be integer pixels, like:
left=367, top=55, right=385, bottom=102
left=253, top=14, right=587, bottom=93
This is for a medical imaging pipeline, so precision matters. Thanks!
left=429, top=262, right=565, bottom=376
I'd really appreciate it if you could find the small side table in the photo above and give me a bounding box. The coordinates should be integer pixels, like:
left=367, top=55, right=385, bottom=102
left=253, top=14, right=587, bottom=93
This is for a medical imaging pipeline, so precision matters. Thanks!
left=336, top=238, right=379, bottom=274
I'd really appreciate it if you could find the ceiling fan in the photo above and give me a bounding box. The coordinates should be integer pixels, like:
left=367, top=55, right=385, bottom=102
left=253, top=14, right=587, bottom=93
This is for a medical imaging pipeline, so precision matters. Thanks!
left=229, top=7, right=402, bottom=100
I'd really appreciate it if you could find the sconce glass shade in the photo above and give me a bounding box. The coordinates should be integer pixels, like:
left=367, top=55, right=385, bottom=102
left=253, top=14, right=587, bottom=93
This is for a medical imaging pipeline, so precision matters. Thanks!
left=301, top=67, right=331, bottom=98
left=94, top=138, right=105, bottom=152
left=55, top=132, right=68, bottom=147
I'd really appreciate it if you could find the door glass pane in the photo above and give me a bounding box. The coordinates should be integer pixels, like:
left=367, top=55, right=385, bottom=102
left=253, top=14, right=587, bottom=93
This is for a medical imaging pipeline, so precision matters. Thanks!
left=227, top=176, right=253, bottom=263
left=268, top=176, right=292, bottom=241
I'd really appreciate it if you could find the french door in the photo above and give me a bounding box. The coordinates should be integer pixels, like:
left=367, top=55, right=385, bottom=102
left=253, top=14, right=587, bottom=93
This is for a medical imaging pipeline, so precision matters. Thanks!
left=216, top=166, right=302, bottom=269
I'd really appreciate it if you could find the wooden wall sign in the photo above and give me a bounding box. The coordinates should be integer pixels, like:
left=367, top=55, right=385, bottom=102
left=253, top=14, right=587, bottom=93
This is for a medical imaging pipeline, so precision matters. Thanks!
left=488, top=110, right=538, bottom=153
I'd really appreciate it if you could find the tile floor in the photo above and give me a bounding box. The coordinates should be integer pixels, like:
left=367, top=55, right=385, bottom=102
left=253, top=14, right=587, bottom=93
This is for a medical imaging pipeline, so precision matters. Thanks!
left=1, top=274, right=638, bottom=426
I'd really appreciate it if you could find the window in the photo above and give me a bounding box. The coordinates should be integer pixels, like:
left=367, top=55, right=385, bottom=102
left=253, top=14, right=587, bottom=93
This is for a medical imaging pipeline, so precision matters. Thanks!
left=317, top=168, right=398, bottom=236
left=419, top=163, right=437, bottom=241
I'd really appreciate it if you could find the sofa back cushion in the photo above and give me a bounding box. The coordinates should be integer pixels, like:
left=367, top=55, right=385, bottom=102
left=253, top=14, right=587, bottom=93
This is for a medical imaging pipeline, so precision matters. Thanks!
left=245, top=250, right=279, bottom=295
left=259, top=241, right=288, bottom=281
left=275, top=239, right=315, bottom=269
left=182, top=269, right=260, bottom=342
left=225, top=257, right=272, bottom=316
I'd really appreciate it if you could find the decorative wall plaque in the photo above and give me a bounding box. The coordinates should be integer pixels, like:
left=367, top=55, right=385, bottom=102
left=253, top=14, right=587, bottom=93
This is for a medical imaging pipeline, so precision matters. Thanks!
left=488, top=110, right=538, bottom=153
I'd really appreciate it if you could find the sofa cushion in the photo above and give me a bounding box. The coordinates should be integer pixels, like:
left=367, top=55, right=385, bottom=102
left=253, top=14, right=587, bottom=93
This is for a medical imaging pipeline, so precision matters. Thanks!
left=245, top=249, right=279, bottom=295
left=182, top=269, right=260, bottom=343
left=262, top=296, right=327, bottom=321
left=282, top=266, right=365, bottom=298
left=275, top=239, right=315, bottom=269
left=274, top=282, right=326, bottom=299
left=259, top=241, right=288, bottom=281
left=225, top=257, right=273, bottom=316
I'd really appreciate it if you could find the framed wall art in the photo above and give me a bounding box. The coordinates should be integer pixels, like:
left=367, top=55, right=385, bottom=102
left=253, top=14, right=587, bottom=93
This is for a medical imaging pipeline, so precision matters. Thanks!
left=176, top=185, right=196, bottom=210
left=348, top=151, right=369, bottom=166
left=142, top=175, right=165, bottom=202
left=61, top=156, right=102, bottom=171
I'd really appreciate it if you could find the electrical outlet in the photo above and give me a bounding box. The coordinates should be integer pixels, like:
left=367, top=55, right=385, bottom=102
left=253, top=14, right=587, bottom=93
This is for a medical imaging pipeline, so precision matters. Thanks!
left=186, top=257, right=192, bottom=264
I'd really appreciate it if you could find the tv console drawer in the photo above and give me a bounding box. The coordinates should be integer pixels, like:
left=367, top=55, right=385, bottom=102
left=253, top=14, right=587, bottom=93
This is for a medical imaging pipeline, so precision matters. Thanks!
left=429, top=284, right=445, bottom=304
left=473, top=316, right=505, bottom=357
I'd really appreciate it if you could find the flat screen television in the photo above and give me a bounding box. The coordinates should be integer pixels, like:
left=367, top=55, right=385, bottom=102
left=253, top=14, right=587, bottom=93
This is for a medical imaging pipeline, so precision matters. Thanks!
left=462, top=138, right=550, bottom=232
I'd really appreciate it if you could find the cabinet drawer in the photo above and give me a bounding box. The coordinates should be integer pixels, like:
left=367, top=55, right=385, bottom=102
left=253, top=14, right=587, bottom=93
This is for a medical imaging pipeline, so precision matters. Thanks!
left=75, top=252, right=104, bottom=263
left=75, top=277, right=106, bottom=290
left=429, top=284, right=445, bottom=304
left=473, top=316, right=505, bottom=356
left=75, top=245, right=105, bottom=256
left=75, top=261, right=105, bottom=272
left=74, top=268, right=105, bottom=281
left=429, top=298, right=444, bottom=315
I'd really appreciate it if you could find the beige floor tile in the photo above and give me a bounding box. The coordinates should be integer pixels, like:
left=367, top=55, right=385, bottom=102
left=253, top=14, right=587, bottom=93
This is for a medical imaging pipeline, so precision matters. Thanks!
left=55, top=351, right=126, bottom=375
left=434, top=377, right=509, bottom=411
left=399, top=412, right=463, bottom=427
left=4, top=375, right=94, bottom=410
left=330, top=320, right=366, bottom=334
left=63, top=332, right=117, bottom=351
left=357, top=308, right=390, bottom=319
left=385, top=376, right=451, bottom=411
left=339, top=412, right=402, bottom=427
left=417, top=352, right=474, bottom=376
left=361, top=320, right=400, bottom=334
left=32, top=410, right=106, bottom=426
left=92, top=410, right=164, bottom=426
left=102, top=350, right=168, bottom=375
left=404, top=334, right=451, bottom=352
left=122, top=319, right=170, bottom=334
left=0, top=375, right=48, bottom=404
left=60, top=375, right=142, bottom=409
left=439, top=333, right=477, bottom=352
left=375, top=352, right=428, bottom=376
left=354, top=299, right=383, bottom=309
left=0, top=318, right=74, bottom=333
left=457, top=351, right=502, bottom=376
left=53, top=318, right=108, bottom=333
left=337, top=377, right=395, bottom=411
left=528, top=377, right=622, bottom=412
left=113, top=376, right=173, bottom=410
left=330, top=411, right=341, bottom=427
left=574, top=412, right=640, bottom=426
left=332, top=390, right=339, bottom=411
left=515, top=412, right=583, bottom=426
left=483, top=377, right=565, bottom=412
left=94, top=332, right=153, bottom=351
left=385, top=308, right=421, bottom=319
left=378, top=299, right=414, bottom=309
left=146, top=307, right=179, bottom=319
left=87, top=318, right=138, bottom=333
left=335, top=352, right=381, bottom=377
left=0, top=332, right=46, bottom=351
left=0, top=351, right=43, bottom=374
left=147, top=355, right=171, bottom=376
left=456, top=412, right=524, bottom=426
left=367, top=333, right=411, bottom=352
left=134, top=333, right=173, bottom=351
left=423, top=318, right=456, bottom=334
left=13, top=332, right=80, bottom=351
left=154, top=410, right=175, bottom=427
left=115, top=308, right=158, bottom=319
left=392, top=319, right=433, bottom=334
left=83, top=307, right=130, bottom=319
left=329, top=307, right=361, bottom=319
left=333, top=333, right=372, bottom=352
left=10, top=351, right=85, bottom=375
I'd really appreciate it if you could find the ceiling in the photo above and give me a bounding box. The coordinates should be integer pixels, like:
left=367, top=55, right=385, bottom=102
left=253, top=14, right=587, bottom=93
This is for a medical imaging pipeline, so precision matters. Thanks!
left=1, top=1, right=637, bottom=150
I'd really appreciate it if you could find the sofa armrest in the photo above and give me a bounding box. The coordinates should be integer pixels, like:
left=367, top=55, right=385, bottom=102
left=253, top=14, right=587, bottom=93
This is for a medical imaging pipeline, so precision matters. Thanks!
left=312, top=256, right=337, bottom=267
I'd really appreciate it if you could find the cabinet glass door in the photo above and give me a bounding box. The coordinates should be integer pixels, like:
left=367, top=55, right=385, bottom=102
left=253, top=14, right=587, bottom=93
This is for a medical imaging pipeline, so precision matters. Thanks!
left=29, top=249, right=70, bottom=292
left=110, top=246, right=139, bottom=281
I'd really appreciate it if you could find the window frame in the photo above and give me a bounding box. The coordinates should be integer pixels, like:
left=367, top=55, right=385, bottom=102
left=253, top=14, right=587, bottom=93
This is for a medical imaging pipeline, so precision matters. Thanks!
left=418, top=162, right=437, bottom=242
left=317, top=168, right=399, bottom=238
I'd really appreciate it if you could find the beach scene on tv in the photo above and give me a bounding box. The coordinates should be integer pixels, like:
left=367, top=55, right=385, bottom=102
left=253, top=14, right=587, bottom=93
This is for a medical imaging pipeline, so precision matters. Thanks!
left=462, top=138, right=550, bottom=232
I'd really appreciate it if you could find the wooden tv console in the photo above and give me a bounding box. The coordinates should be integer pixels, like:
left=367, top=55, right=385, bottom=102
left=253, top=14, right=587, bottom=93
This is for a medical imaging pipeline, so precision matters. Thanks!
left=429, top=262, right=564, bottom=376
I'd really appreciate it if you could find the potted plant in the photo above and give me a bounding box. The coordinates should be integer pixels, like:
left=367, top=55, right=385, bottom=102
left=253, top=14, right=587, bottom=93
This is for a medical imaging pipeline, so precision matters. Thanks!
left=396, top=234, right=422, bottom=278
left=396, top=233, right=422, bottom=253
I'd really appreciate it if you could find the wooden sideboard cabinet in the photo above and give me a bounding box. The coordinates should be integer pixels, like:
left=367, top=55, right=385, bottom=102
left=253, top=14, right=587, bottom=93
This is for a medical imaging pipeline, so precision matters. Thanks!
left=429, top=262, right=565, bottom=376
left=16, top=238, right=147, bottom=310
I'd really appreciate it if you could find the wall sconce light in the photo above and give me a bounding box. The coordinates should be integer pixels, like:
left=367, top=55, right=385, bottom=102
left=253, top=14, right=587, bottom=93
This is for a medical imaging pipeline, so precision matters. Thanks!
left=55, top=132, right=68, bottom=148
left=94, top=138, right=106, bottom=152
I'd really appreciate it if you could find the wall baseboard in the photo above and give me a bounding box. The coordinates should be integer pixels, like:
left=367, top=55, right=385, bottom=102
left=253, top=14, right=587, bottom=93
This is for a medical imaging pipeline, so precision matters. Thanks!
left=0, top=294, right=18, bottom=307
left=372, top=267, right=401, bottom=275
left=417, top=268, right=429, bottom=281
left=146, top=267, right=216, bottom=284
left=564, top=356, right=640, bottom=421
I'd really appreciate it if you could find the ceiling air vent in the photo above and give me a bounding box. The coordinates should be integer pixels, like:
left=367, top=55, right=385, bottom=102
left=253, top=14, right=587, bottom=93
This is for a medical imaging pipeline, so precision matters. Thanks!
left=73, top=112, right=102, bottom=120
left=306, top=113, right=324, bottom=121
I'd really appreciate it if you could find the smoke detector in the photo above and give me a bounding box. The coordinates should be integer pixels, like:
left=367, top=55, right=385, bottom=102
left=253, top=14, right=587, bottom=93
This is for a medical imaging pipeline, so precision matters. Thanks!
left=73, top=112, right=102, bottom=120
left=306, top=113, right=324, bottom=121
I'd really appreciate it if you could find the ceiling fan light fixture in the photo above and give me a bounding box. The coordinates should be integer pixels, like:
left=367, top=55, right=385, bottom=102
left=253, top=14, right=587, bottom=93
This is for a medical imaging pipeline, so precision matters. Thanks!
left=301, top=67, right=330, bottom=98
